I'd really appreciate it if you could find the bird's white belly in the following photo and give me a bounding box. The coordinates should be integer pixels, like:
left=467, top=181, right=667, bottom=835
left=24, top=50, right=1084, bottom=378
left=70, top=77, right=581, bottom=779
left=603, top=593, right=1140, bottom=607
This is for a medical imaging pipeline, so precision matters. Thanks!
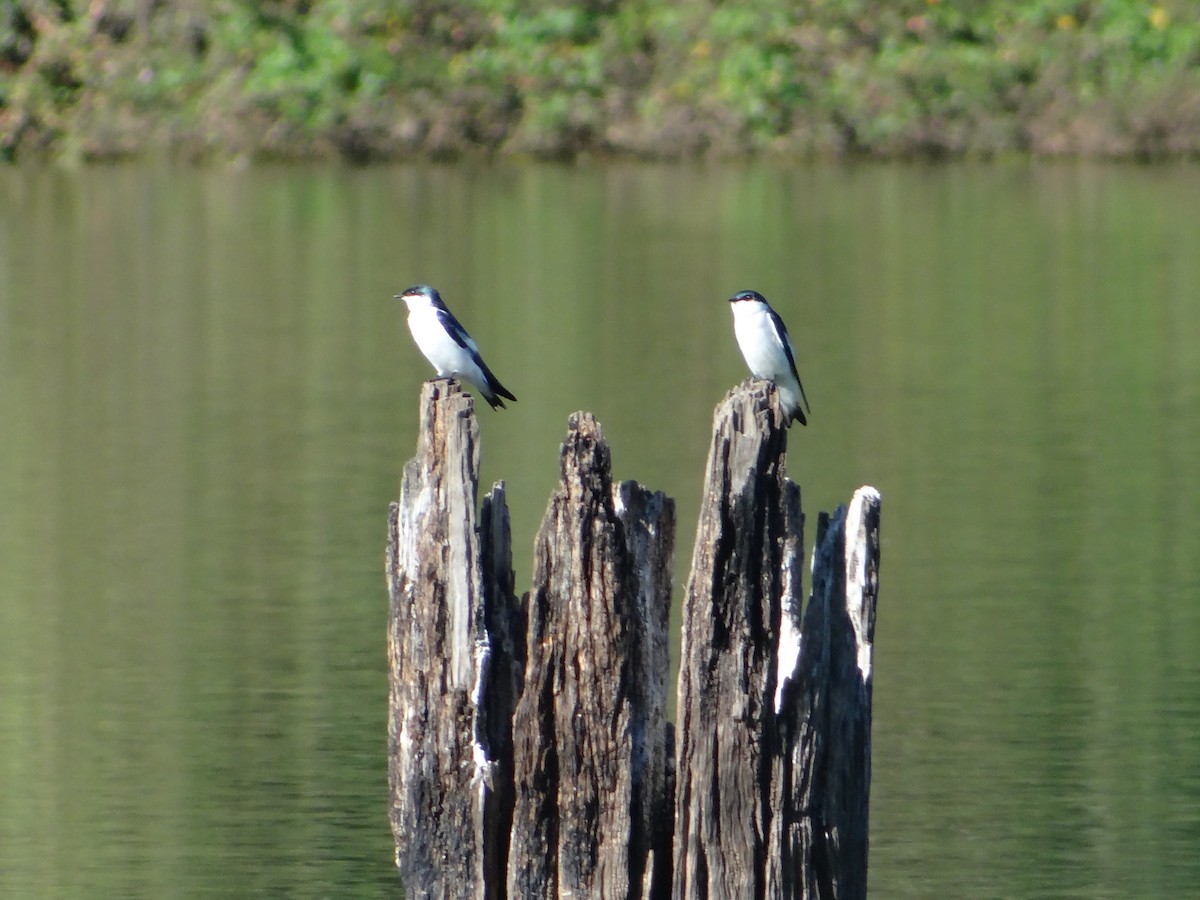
left=734, top=308, right=802, bottom=417
left=409, top=309, right=476, bottom=377
left=735, top=312, right=785, bottom=379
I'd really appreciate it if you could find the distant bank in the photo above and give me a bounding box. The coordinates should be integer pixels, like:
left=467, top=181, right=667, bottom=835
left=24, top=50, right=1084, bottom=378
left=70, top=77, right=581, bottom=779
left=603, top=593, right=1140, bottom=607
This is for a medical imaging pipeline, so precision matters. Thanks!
left=4, top=1, right=1200, bottom=164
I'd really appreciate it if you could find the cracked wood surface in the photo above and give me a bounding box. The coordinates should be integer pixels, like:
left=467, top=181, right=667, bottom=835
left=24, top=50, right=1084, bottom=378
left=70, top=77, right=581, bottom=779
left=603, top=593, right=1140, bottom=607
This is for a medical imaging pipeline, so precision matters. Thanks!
left=387, top=378, right=879, bottom=900
left=508, top=412, right=675, bottom=900
left=387, top=380, right=522, bottom=900
left=673, top=379, right=880, bottom=900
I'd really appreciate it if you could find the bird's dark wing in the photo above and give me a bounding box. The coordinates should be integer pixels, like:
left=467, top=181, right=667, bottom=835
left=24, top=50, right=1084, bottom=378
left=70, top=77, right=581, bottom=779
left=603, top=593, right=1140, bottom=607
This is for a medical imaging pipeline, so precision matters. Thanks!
left=478, top=357, right=517, bottom=405
left=769, top=307, right=812, bottom=416
left=436, top=306, right=516, bottom=405
left=435, top=307, right=478, bottom=353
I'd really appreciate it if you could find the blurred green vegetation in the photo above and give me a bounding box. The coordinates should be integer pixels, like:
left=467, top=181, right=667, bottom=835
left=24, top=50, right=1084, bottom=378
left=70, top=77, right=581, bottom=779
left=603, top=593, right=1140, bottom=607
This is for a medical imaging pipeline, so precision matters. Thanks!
left=3, top=0, right=1200, bottom=162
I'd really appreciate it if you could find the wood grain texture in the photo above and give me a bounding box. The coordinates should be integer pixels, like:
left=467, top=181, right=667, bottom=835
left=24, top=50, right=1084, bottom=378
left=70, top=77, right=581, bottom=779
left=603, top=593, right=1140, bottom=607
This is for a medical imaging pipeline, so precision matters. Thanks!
left=507, top=412, right=675, bottom=900
left=673, top=379, right=880, bottom=900
left=387, top=379, right=879, bottom=900
left=387, top=380, right=522, bottom=900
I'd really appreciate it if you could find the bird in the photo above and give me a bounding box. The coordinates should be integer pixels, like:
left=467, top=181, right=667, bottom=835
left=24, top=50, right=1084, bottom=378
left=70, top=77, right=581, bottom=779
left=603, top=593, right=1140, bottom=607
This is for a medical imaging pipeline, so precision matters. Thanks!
left=396, top=284, right=517, bottom=409
left=728, top=289, right=811, bottom=426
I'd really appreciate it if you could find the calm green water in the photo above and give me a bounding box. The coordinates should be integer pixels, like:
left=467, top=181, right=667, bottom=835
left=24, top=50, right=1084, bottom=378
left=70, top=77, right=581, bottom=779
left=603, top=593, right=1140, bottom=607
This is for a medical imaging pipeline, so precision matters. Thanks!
left=2, top=162, right=1199, bottom=898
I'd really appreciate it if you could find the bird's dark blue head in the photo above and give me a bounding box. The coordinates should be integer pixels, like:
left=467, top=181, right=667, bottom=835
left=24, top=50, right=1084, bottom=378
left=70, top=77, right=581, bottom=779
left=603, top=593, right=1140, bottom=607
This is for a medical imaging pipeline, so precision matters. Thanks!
left=729, top=289, right=768, bottom=305
left=395, top=284, right=445, bottom=310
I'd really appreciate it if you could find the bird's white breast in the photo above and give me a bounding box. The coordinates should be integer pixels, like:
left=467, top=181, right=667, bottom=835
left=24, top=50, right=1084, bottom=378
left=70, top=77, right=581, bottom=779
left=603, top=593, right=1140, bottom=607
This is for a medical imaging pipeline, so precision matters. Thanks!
left=733, top=302, right=786, bottom=378
left=407, top=305, right=474, bottom=376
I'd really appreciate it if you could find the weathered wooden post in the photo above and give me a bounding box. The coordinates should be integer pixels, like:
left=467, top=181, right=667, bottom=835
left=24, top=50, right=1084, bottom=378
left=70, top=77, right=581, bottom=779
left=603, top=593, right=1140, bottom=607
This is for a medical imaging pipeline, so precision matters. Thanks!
left=388, top=385, right=674, bottom=899
left=507, top=412, right=675, bottom=899
left=672, top=379, right=880, bottom=900
left=787, top=486, right=880, bottom=899
left=387, top=378, right=879, bottom=899
left=386, top=380, right=524, bottom=899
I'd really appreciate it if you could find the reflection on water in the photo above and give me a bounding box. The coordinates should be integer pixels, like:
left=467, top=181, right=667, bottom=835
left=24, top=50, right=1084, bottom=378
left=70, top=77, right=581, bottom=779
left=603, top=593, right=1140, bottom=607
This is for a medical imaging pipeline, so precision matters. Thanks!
left=2, top=162, right=1199, bottom=897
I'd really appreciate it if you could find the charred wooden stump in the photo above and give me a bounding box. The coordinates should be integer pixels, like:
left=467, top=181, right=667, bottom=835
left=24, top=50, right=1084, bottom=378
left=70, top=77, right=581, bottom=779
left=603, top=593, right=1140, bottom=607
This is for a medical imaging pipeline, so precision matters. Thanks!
left=673, top=379, right=881, bottom=900
left=386, top=380, right=523, bottom=899
left=507, top=412, right=676, bottom=900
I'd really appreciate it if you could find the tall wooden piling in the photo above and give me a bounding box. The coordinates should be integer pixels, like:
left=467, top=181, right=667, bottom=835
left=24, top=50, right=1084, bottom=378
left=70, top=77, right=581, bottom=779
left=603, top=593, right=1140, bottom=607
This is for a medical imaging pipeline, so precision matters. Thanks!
left=386, top=381, right=523, bottom=899
left=387, top=378, right=880, bottom=899
left=672, top=380, right=805, bottom=899
left=507, top=412, right=675, bottom=900
left=673, top=380, right=880, bottom=900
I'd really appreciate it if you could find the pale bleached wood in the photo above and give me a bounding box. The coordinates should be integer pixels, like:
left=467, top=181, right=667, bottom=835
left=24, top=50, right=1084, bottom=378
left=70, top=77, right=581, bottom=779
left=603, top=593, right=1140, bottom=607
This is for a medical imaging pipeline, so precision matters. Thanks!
left=782, top=486, right=880, bottom=900
left=387, top=379, right=522, bottom=900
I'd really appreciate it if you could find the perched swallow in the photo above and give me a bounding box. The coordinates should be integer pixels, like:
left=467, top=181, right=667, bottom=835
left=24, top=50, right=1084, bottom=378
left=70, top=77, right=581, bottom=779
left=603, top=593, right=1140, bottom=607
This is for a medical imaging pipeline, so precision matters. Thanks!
left=728, top=289, right=811, bottom=426
left=396, top=284, right=517, bottom=409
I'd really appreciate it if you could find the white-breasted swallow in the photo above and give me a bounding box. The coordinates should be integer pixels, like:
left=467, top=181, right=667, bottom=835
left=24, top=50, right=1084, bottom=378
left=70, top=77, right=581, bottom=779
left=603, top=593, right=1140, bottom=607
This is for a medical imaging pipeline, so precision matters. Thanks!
left=728, top=289, right=811, bottom=426
left=396, top=284, right=517, bottom=409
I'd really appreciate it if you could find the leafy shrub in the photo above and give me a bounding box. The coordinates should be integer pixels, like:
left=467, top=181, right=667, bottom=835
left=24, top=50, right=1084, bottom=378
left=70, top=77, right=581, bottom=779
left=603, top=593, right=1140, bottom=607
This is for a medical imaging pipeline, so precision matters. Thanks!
left=5, top=0, right=1200, bottom=160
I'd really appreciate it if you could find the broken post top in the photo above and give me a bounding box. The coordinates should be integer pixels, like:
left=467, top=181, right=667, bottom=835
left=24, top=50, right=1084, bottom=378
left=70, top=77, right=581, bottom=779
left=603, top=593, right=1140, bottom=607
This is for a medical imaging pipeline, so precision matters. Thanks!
left=704, top=379, right=795, bottom=503
left=559, top=411, right=613, bottom=488
left=418, top=376, right=478, bottom=419
left=717, top=377, right=793, bottom=434
left=412, top=377, right=481, bottom=474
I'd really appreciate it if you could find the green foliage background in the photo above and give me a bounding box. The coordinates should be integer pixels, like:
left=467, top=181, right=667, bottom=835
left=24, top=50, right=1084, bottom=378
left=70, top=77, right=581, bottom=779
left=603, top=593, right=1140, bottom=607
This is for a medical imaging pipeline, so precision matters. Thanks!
left=3, top=0, right=1200, bottom=161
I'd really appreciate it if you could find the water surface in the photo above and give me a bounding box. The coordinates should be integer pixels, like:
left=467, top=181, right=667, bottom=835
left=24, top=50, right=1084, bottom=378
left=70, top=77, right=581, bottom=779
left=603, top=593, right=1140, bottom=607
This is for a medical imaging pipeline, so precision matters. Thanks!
left=2, top=162, right=1199, bottom=897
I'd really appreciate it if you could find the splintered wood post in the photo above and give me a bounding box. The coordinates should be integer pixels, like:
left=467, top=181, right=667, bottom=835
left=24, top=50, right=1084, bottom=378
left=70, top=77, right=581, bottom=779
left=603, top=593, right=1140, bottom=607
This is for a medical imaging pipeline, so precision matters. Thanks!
left=673, top=379, right=881, bottom=900
left=387, top=377, right=879, bottom=898
left=386, top=379, right=524, bottom=900
left=507, top=412, right=676, bottom=900
left=786, top=486, right=881, bottom=900
left=673, top=379, right=802, bottom=899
